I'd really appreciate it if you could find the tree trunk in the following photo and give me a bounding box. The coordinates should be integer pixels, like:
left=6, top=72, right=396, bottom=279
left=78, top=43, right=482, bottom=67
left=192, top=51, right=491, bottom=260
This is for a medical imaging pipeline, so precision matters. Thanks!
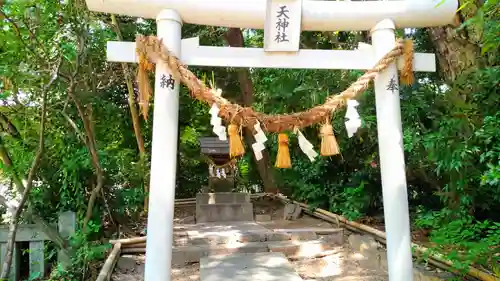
left=110, top=15, right=149, bottom=211
left=427, top=0, right=487, bottom=212
left=224, top=28, right=278, bottom=194
left=427, top=0, right=484, bottom=82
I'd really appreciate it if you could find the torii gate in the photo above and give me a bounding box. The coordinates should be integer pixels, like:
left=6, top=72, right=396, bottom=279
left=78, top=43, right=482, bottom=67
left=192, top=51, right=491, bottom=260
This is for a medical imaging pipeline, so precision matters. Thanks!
left=85, top=1, right=457, bottom=281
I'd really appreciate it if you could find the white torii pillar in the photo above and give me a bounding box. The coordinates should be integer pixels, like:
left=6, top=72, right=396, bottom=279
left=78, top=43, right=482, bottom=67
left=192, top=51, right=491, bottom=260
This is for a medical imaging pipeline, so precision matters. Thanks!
left=85, top=1, right=457, bottom=281
left=372, top=19, right=413, bottom=279
left=145, top=10, right=182, bottom=281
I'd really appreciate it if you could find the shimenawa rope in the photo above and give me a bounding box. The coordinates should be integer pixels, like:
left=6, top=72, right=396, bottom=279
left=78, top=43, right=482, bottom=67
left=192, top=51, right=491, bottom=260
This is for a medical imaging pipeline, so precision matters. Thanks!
left=134, top=35, right=413, bottom=133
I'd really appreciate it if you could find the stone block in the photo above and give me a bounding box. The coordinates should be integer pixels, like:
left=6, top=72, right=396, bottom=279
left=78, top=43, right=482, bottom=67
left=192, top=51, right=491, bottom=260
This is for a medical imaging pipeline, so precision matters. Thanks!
left=318, top=229, right=344, bottom=246
left=268, top=240, right=329, bottom=258
left=58, top=211, right=76, bottom=268
left=116, top=256, right=137, bottom=270
left=172, top=246, right=201, bottom=265
left=290, top=232, right=317, bottom=241
left=177, top=215, right=195, bottom=224
left=201, top=185, right=211, bottom=193
left=266, top=232, right=291, bottom=242
left=0, top=242, right=20, bottom=281
left=268, top=243, right=300, bottom=256
left=173, top=236, right=190, bottom=246
left=283, top=203, right=301, bottom=220
left=347, top=234, right=379, bottom=254
left=0, top=225, right=49, bottom=242
left=357, top=253, right=380, bottom=270
left=191, top=235, right=235, bottom=245
left=235, top=243, right=269, bottom=254
left=172, top=242, right=269, bottom=265
left=208, top=177, right=234, bottom=192
left=196, top=193, right=250, bottom=205
left=29, top=241, right=46, bottom=279
left=274, top=228, right=342, bottom=235
left=255, top=214, right=271, bottom=222
left=196, top=203, right=253, bottom=223
left=190, top=237, right=211, bottom=245
left=236, top=232, right=266, bottom=243
left=58, top=211, right=76, bottom=238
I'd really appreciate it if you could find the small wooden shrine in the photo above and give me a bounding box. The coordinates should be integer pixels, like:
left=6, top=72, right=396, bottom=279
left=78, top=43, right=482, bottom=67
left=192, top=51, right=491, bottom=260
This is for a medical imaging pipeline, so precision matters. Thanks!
left=199, top=137, right=236, bottom=192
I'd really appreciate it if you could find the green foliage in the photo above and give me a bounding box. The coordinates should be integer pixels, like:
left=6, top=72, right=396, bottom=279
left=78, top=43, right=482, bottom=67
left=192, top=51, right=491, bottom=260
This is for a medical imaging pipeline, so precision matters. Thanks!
left=460, top=0, right=500, bottom=58
left=50, top=226, right=111, bottom=281
left=416, top=208, right=500, bottom=273
left=0, top=0, right=499, bottom=279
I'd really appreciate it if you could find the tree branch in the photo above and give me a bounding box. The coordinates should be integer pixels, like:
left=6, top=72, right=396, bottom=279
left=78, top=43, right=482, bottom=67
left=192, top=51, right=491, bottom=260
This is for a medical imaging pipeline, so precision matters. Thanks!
left=0, top=9, right=45, bottom=62
left=62, top=111, right=86, bottom=144
left=76, top=98, right=105, bottom=233
left=64, top=48, right=105, bottom=232
left=0, top=62, right=56, bottom=278
left=0, top=112, right=20, bottom=138
left=0, top=141, right=24, bottom=192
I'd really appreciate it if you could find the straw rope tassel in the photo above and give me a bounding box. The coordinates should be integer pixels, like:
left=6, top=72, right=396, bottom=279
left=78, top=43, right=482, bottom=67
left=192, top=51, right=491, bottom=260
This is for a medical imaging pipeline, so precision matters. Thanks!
left=228, top=124, right=245, bottom=158
left=400, top=39, right=414, bottom=86
left=320, top=121, right=340, bottom=156
left=275, top=133, right=292, bottom=169
left=136, top=52, right=154, bottom=120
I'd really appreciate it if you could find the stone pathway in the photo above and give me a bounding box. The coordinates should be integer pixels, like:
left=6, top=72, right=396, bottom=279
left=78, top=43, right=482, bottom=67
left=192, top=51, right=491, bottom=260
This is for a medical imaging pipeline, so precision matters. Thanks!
left=200, top=253, right=303, bottom=281
left=111, top=197, right=456, bottom=281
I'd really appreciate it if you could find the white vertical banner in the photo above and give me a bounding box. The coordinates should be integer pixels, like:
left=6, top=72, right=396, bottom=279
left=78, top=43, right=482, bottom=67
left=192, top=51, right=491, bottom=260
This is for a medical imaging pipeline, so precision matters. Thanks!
left=264, top=0, right=302, bottom=52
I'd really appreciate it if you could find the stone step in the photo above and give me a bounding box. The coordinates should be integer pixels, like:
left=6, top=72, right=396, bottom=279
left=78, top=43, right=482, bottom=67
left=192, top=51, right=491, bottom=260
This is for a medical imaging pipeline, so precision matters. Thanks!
left=189, top=230, right=292, bottom=245
left=200, top=252, right=303, bottom=281
left=188, top=227, right=343, bottom=245
left=196, top=192, right=250, bottom=204
left=268, top=240, right=334, bottom=259
left=171, top=239, right=337, bottom=265
left=172, top=241, right=269, bottom=265
left=196, top=203, right=253, bottom=223
left=273, top=228, right=344, bottom=235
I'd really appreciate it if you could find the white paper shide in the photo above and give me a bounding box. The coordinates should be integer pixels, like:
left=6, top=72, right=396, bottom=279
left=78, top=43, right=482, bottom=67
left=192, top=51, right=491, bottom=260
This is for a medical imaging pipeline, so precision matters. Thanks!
left=252, top=121, right=268, bottom=161
left=209, top=103, right=227, bottom=141
left=344, top=99, right=362, bottom=138
left=294, top=128, right=318, bottom=162
left=209, top=164, right=228, bottom=179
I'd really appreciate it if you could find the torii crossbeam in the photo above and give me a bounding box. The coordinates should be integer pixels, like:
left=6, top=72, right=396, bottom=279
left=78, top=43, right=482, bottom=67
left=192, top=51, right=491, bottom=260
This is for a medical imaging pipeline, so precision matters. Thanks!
left=85, top=1, right=458, bottom=281
left=107, top=37, right=436, bottom=71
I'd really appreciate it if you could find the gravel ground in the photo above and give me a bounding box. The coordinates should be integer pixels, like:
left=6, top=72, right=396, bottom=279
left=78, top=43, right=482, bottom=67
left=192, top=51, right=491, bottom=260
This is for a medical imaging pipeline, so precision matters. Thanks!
left=291, top=241, right=388, bottom=281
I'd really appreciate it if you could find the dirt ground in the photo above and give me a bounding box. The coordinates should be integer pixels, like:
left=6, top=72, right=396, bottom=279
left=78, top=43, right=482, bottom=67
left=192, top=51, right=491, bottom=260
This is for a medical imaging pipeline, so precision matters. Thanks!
left=112, top=255, right=200, bottom=281
left=111, top=197, right=391, bottom=281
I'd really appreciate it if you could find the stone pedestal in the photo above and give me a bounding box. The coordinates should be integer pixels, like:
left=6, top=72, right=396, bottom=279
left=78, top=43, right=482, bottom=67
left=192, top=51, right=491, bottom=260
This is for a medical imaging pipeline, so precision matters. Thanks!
left=196, top=193, right=254, bottom=223
left=207, top=176, right=234, bottom=192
